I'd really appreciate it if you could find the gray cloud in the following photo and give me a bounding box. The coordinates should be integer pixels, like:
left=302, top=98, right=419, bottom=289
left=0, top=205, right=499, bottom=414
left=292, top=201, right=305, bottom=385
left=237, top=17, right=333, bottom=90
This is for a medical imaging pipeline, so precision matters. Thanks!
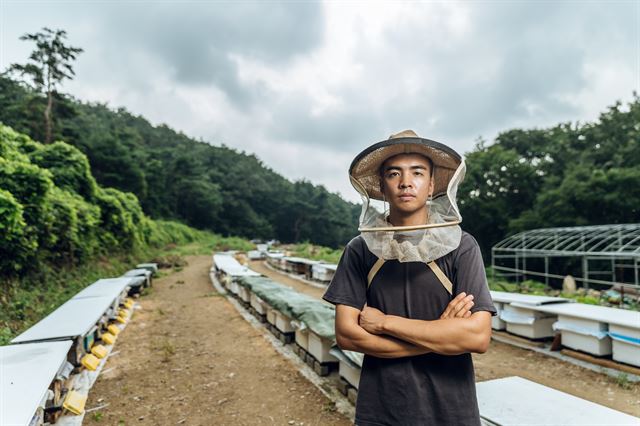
left=100, top=2, right=324, bottom=107
left=260, top=1, right=637, bottom=156
left=1, top=1, right=637, bottom=203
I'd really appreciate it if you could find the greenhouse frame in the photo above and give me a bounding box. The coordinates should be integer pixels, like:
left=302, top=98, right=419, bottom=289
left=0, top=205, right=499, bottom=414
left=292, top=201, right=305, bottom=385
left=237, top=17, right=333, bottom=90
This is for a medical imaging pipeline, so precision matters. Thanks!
left=491, top=224, right=640, bottom=290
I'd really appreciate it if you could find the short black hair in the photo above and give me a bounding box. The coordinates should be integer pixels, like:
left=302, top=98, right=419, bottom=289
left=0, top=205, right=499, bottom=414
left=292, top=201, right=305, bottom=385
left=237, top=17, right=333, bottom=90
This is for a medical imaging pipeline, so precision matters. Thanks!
left=379, top=153, right=434, bottom=178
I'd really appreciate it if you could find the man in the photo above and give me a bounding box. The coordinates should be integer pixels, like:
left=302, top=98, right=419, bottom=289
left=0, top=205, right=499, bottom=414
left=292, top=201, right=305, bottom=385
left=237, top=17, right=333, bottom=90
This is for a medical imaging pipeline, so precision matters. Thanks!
left=323, top=130, right=496, bottom=425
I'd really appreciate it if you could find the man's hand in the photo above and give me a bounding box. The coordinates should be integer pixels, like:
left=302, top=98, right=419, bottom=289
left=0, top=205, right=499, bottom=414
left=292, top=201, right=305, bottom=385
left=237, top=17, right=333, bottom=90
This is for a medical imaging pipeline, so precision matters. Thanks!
left=440, top=292, right=474, bottom=319
left=359, top=305, right=387, bottom=335
left=335, top=305, right=431, bottom=358
left=360, top=293, right=475, bottom=334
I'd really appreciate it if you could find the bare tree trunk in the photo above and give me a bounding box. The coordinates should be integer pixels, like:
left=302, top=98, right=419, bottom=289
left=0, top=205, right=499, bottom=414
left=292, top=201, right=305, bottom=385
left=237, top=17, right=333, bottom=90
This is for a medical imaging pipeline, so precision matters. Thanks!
left=44, top=68, right=53, bottom=143
left=44, top=91, right=53, bottom=144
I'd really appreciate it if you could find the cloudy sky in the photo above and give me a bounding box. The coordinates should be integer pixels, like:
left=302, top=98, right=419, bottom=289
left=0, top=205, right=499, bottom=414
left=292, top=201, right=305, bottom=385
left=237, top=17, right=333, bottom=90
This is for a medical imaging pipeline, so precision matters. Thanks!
left=1, top=1, right=638, bottom=202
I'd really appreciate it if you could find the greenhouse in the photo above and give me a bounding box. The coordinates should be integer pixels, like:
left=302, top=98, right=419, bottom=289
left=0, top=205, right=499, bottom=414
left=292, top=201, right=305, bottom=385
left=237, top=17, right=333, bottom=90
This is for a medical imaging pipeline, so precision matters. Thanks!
left=491, top=224, right=640, bottom=290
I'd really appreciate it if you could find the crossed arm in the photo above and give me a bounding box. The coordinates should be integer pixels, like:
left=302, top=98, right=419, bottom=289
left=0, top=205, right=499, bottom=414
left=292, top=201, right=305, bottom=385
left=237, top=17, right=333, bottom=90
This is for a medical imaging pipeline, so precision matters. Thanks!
left=335, top=292, right=492, bottom=358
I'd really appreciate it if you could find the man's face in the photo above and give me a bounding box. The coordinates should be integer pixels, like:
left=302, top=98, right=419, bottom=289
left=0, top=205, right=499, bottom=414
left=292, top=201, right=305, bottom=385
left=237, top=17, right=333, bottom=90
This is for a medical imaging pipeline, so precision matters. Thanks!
left=379, top=153, right=434, bottom=215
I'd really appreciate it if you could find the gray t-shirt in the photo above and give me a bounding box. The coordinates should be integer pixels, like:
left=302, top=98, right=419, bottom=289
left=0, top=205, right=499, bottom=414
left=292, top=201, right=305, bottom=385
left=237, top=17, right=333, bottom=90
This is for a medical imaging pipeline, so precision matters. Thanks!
left=323, top=231, right=496, bottom=426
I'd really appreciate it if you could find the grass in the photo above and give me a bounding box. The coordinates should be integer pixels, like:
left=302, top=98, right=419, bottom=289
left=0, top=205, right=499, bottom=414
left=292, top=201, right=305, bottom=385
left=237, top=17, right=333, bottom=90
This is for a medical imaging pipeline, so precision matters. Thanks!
left=615, top=373, right=633, bottom=390
left=486, top=267, right=639, bottom=310
left=140, top=286, right=153, bottom=297
left=0, top=254, right=142, bottom=345
left=162, top=235, right=254, bottom=257
left=0, top=231, right=253, bottom=345
left=286, top=241, right=343, bottom=264
left=160, top=339, right=176, bottom=362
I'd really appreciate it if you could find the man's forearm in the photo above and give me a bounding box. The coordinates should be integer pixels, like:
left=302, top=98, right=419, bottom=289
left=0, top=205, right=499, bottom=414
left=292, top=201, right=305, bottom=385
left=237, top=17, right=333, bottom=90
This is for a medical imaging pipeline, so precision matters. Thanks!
left=338, top=323, right=430, bottom=358
left=381, top=313, right=491, bottom=355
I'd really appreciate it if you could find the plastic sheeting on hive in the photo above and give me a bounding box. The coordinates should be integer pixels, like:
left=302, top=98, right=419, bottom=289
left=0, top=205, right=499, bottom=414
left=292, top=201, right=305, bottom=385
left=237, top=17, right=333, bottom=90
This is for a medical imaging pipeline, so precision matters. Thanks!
left=236, top=275, right=336, bottom=340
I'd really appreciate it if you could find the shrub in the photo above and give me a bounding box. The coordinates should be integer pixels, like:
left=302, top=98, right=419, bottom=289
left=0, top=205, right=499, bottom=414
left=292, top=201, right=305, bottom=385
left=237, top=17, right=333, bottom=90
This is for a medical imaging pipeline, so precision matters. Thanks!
left=29, top=141, right=98, bottom=199
left=0, top=188, right=37, bottom=274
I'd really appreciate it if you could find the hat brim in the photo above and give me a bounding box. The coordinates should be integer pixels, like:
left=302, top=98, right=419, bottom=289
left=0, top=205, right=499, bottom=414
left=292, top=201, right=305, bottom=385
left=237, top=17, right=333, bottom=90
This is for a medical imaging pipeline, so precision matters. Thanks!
left=349, top=137, right=462, bottom=201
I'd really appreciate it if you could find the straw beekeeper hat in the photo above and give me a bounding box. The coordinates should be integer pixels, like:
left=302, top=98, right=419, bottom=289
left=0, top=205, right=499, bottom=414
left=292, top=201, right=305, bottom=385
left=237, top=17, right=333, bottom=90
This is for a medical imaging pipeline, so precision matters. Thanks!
left=349, top=130, right=462, bottom=201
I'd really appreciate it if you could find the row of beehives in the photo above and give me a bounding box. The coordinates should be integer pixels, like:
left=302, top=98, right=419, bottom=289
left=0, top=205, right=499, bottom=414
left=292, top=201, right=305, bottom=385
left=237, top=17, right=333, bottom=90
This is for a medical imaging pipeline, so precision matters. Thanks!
left=0, top=263, right=158, bottom=426
left=263, top=249, right=640, bottom=368
left=266, top=248, right=639, bottom=368
left=264, top=251, right=338, bottom=284
left=211, top=253, right=363, bottom=401
left=265, top=250, right=640, bottom=368
left=212, top=253, right=640, bottom=423
left=491, top=290, right=640, bottom=367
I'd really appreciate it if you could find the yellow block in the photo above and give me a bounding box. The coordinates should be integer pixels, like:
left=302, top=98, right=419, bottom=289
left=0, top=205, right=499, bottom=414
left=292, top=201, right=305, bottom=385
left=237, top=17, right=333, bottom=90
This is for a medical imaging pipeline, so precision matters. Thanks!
left=101, top=332, right=116, bottom=345
left=81, top=353, right=100, bottom=371
left=124, top=298, right=134, bottom=309
left=115, top=315, right=127, bottom=324
left=118, top=308, right=130, bottom=318
left=91, top=344, right=108, bottom=359
left=63, top=390, right=87, bottom=415
left=107, top=324, right=121, bottom=336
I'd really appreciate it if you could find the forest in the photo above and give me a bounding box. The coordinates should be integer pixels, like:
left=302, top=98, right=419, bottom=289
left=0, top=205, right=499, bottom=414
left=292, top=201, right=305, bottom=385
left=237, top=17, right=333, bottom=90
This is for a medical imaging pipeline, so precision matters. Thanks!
left=2, top=72, right=638, bottom=261
left=0, top=75, right=361, bottom=250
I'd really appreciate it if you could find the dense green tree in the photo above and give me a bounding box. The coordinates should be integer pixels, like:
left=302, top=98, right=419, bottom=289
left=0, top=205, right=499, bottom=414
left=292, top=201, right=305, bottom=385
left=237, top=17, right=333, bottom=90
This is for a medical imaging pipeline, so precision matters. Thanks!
left=5, top=28, right=83, bottom=144
left=459, top=93, right=640, bottom=258
left=1, top=66, right=636, bottom=255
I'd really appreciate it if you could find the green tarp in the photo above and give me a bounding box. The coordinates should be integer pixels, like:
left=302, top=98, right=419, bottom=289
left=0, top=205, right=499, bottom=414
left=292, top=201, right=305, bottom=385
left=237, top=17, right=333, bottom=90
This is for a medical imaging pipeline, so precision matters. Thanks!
left=236, top=275, right=335, bottom=340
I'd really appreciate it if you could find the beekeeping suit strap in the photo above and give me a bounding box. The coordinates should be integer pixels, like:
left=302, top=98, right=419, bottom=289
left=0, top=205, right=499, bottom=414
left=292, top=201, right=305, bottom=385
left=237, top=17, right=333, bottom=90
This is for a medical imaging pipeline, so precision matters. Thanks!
left=367, top=257, right=453, bottom=295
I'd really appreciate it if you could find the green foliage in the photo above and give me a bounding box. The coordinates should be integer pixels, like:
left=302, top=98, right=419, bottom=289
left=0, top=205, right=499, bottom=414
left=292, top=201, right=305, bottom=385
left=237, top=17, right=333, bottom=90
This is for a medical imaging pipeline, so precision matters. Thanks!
left=0, top=123, right=247, bottom=278
left=6, top=27, right=83, bottom=144
left=46, top=187, right=100, bottom=264
left=1, top=69, right=637, bottom=257
left=0, top=154, right=55, bottom=261
left=573, top=295, right=601, bottom=306
left=288, top=241, right=343, bottom=264
left=0, top=188, right=37, bottom=274
left=0, top=75, right=360, bottom=248
left=0, top=122, right=258, bottom=344
left=0, top=123, right=38, bottom=161
left=29, top=141, right=98, bottom=199
left=460, top=93, right=640, bottom=258
left=0, top=222, right=223, bottom=345
left=93, top=187, right=138, bottom=249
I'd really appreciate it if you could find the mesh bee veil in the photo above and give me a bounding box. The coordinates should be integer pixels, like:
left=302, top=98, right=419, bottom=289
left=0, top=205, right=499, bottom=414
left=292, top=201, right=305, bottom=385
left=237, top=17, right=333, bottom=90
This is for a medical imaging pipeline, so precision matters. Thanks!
left=349, top=130, right=466, bottom=263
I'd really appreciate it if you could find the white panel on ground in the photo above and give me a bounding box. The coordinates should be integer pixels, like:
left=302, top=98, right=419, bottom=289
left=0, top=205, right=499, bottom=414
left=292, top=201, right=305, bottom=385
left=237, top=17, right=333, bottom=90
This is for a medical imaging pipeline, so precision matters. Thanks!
left=515, top=302, right=640, bottom=329
left=72, top=277, right=133, bottom=300
left=1, top=340, right=73, bottom=426
left=490, top=291, right=572, bottom=306
left=213, top=253, right=260, bottom=277
left=311, top=263, right=337, bottom=282
left=284, top=256, right=319, bottom=266
left=123, top=268, right=151, bottom=278
left=477, top=376, right=639, bottom=426
left=11, top=296, right=115, bottom=343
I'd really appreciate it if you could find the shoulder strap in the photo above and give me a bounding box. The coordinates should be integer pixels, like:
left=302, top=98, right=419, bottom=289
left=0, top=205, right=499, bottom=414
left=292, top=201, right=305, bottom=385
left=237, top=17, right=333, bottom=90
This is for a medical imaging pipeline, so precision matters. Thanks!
left=367, top=258, right=385, bottom=287
left=366, top=257, right=453, bottom=295
left=427, top=261, right=453, bottom=295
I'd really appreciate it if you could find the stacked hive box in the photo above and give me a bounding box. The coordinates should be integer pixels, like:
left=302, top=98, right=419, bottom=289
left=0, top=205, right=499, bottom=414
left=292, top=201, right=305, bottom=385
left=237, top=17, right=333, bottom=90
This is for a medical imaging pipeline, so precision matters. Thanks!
left=3, top=269, right=155, bottom=424
left=491, top=291, right=571, bottom=339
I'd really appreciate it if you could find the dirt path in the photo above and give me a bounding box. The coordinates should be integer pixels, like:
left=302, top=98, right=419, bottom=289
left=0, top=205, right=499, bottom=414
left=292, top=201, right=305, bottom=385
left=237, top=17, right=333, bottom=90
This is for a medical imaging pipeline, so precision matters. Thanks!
left=252, top=261, right=640, bottom=417
left=84, top=255, right=351, bottom=426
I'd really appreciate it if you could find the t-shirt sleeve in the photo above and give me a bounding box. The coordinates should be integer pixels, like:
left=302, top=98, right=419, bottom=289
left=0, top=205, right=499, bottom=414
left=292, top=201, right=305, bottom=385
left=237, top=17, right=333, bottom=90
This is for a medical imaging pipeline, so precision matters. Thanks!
left=454, top=235, right=497, bottom=316
left=322, top=243, right=368, bottom=310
